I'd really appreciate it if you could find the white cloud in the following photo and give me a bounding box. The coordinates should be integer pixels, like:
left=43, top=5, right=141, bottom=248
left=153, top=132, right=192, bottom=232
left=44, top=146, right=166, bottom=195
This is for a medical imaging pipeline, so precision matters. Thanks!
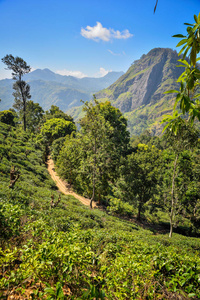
left=108, top=49, right=119, bottom=56
left=56, top=67, right=112, bottom=78
left=56, top=69, right=87, bottom=78
left=111, top=29, right=133, bottom=40
left=94, top=67, right=112, bottom=78
left=108, top=49, right=126, bottom=56
left=0, top=68, right=12, bottom=80
left=81, top=22, right=133, bottom=42
left=81, top=22, right=110, bottom=42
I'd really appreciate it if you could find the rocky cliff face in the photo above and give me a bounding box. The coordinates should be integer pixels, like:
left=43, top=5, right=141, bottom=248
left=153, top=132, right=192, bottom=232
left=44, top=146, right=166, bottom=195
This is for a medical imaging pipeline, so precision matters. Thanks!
left=96, top=48, right=184, bottom=135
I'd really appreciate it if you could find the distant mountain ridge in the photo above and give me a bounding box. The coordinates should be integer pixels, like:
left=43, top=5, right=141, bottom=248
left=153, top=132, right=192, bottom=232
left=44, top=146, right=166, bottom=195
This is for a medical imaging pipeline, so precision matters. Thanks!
left=0, top=69, right=124, bottom=111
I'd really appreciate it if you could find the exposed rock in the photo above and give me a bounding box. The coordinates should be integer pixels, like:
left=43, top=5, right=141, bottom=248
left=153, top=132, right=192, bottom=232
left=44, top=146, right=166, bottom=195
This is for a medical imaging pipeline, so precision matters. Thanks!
left=96, top=48, right=185, bottom=135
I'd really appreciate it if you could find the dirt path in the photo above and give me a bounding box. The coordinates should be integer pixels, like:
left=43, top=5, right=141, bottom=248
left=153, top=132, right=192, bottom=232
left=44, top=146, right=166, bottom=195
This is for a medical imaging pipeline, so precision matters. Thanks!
left=47, top=157, right=96, bottom=208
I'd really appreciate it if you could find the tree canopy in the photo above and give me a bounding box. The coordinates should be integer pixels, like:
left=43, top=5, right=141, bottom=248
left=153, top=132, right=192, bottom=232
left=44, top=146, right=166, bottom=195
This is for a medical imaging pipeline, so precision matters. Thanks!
left=0, top=110, right=16, bottom=126
left=45, top=105, right=74, bottom=123
left=57, top=99, right=130, bottom=208
left=41, top=118, right=76, bottom=144
left=2, top=55, right=31, bottom=131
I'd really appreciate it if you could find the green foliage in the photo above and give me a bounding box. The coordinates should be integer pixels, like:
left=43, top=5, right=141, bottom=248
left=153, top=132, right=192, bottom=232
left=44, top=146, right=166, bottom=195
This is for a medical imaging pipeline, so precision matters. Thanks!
left=0, top=110, right=16, bottom=126
left=51, top=136, right=66, bottom=162
left=56, top=134, right=82, bottom=185
left=45, top=105, right=74, bottom=123
left=164, top=13, right=200, bottom=128
left=116, top=144, right=162, bottom=220
left=1, top=105, right=200, bottom=299
left=79, top=99, right=118, bottom=203
left=41, top=118, right=76, bottom=144
left=57, top=99, right=130, bottom=206
left=0, top=201, right=23, bottom=239
left=173, top=13, right=200, bottom=66
left=163, top=118, right=199, bottom=151
left=107, top=197, right=135, bottom=217
left=1, top=55, right=31, bottom=78
left=2, top=54, right=31, bottom=131
left=95, top=100, right=130, bottom=157
left=26, top=100, right=44, bottom=132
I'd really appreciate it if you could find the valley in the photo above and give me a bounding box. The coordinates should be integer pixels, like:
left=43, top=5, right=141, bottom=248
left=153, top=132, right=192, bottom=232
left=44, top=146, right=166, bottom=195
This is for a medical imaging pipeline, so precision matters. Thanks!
left=1, top=1, right=200, bottom=299
left=1, top=34, right=200, bottom=299
left=0, top=69, right=123, bottom=112
left=0, top=48, right=186, bottom=135
left=71, top=48, right=186, bottom=135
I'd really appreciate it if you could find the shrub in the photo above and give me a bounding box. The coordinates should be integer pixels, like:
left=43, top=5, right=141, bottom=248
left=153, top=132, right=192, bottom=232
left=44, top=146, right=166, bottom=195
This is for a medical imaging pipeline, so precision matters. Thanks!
left=107, top=198, right=135, bottom=217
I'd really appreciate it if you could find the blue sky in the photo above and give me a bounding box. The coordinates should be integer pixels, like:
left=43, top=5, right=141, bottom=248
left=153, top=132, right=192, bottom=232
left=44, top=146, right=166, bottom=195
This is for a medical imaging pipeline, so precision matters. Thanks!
left=0, top=0, right=199, bottom=79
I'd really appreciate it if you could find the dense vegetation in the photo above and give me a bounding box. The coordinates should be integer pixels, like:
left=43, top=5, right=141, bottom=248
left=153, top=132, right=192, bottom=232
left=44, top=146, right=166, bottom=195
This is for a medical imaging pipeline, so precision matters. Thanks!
left=1, top=15, right=200, bottom=299
left=55, top=99, right=200, bottom=236
left=0, top=101, right=200, bottom=299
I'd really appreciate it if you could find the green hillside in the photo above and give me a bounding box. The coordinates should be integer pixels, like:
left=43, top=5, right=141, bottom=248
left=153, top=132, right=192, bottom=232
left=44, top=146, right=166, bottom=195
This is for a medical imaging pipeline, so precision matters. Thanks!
left=1, top=46, right=200, bottom=298
left=0, top=70, right=124, bottom=112
left=95, top=48, right=185, bottom=135
left=69, top=48, right=186, bottom=136
left=0, top=110, right=200, bottom=299
left=2, top=10, right=200, bottom=300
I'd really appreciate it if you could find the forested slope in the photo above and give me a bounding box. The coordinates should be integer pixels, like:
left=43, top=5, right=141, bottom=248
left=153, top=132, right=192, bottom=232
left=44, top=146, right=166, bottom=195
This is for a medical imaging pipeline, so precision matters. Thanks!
left=0, top=118, right=200, bottom=299
left=69, top=48, right=188, bottom=135
left=1, top=14, right=200, bottom=299
left=96, top=48, right=184, bottom=135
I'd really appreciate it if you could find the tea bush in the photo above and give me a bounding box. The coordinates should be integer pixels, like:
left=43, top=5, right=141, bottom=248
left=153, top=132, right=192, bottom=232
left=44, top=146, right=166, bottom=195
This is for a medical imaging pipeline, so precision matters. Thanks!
left=0, top=121, right=200, bottom=299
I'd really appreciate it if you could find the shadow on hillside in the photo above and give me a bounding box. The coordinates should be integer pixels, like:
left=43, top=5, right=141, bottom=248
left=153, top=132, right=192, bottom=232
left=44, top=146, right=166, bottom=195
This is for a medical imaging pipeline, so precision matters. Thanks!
left=96, top=203, right=200, bottom=238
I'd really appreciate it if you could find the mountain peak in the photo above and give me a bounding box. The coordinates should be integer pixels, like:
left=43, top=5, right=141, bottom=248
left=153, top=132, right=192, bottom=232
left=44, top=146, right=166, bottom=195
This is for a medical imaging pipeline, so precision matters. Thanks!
left=0, top=68, right=123, bottom=112
left=96, top=47, right=184, bottom=135
left=42, top=68, right=55, bottom=74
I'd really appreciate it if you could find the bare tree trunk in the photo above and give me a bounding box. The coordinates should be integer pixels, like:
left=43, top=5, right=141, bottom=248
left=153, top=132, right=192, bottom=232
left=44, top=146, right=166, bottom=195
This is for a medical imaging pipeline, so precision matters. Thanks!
left=137, top=201, right=142, bottom=221
left=90, top=182, right=95, bottom=209
left=9, top=166, right=20, bottom=188
left=90, top=137, right=97, bottom=209
left=98, top=193, right=101, bottom=206
left=90, top=171, right=95, bottom=209
left=169, top=154, right=178, bottom=238
left=23, top=97, right=26, bottom=132
left=19, top=81, right=26, bottom=132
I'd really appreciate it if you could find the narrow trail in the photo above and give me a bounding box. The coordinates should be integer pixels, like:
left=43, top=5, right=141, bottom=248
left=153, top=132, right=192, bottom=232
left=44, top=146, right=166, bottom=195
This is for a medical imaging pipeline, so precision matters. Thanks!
left=47, top=156, right=96, bottom=208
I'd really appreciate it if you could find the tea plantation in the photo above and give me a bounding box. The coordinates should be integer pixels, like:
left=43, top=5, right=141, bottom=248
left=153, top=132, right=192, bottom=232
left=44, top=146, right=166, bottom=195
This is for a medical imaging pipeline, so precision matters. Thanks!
left=0, top=121, right=200, bottom=299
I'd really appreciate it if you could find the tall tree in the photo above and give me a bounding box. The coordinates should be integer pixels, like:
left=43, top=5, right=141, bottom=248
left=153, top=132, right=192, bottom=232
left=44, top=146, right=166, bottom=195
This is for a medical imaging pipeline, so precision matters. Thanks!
left=80, top=100, right=112, bottom=207
left=64, top=97, right=129, bottom=207
left=117, top=144, right=161, bottom=221
left=160, top=14, right=200, bottom=235
left=162, top=118, right=199, bottom=237
left=26, top=101, right=44, bottom=132
left=1, top=55, right=31, bottom=131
